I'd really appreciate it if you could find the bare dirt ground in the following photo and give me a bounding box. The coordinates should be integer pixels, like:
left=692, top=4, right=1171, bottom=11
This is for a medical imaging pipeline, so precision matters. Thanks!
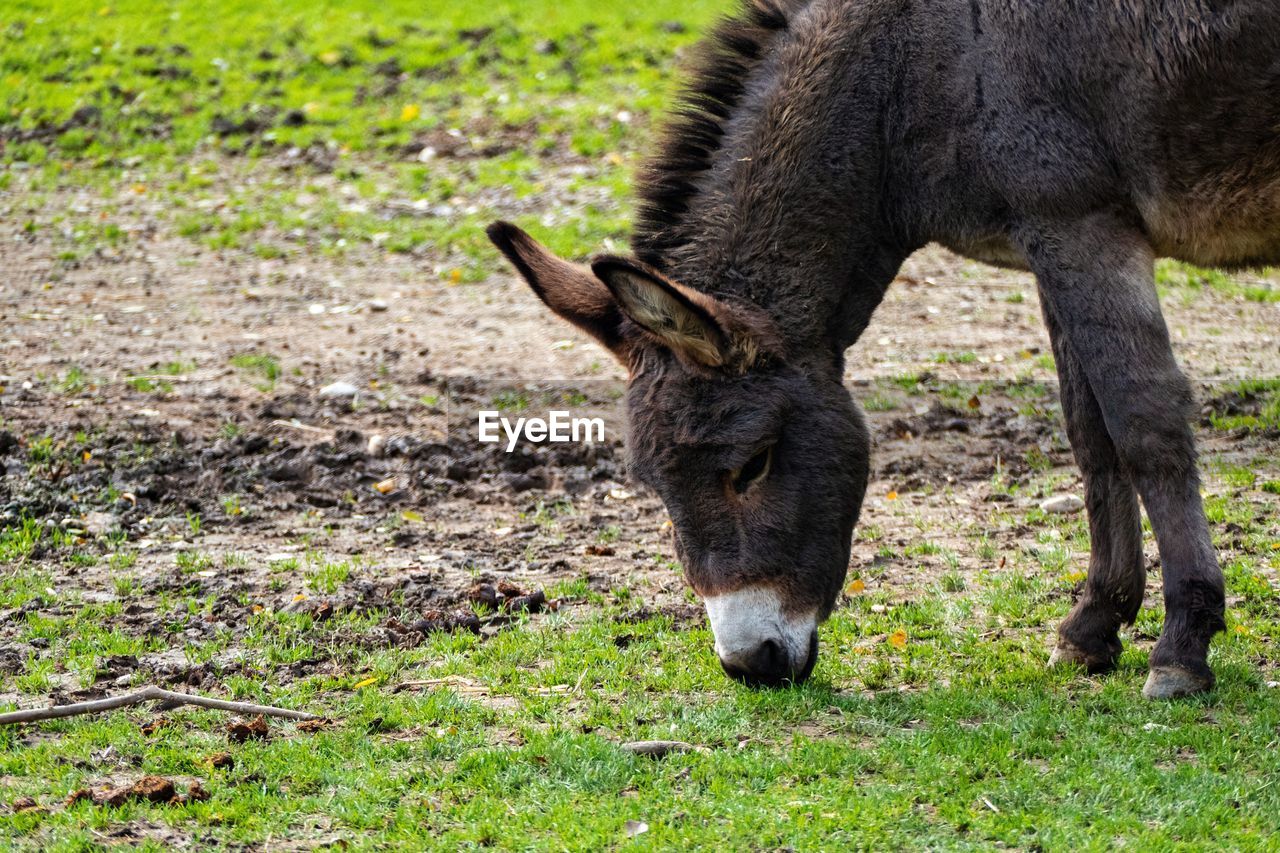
left=3, top=186, right=1280, bottom=700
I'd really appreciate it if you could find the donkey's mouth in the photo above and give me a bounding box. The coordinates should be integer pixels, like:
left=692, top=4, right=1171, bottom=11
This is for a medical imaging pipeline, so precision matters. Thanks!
left=704, top=586, right=819, bottom=687
left=719, top=629, right=818, bottom=688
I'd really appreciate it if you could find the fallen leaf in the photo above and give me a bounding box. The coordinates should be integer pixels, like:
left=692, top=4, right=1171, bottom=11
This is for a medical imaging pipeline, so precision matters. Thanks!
left=296, top=718, right=333, bottom=733
left=886, top=490, right=898, bottom=501
left=400, top=104, right=421, bottom=122
left=887, top=630, right=908, bottom=649
left=352, top=676, right=379, bottom=690
left=373, top=478, right=396, bottom=494
left=401, top=509, right=424, bottom=523
left=140, top=716, right=170, bottom=736
left=625, top=820, right=649, bottom=837
left=967, top=394, right=981, bottom=410
left=847, top=578, right=866, bottom=594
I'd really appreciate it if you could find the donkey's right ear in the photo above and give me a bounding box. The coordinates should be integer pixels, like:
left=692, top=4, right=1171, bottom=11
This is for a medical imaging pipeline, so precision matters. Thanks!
left=486, top=221, right=630, bottom=360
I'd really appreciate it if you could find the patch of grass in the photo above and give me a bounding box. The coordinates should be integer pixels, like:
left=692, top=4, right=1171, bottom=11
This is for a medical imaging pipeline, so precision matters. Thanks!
left=1206, top=379, right=1280, bottom=433
left=56, top=365, right=91, bottom=394
left=933, top=350, right=978, bottom=365
left=126, top=376, right=173, bottom=394
left=1157, top=260, right=1280, bottom=303
left=229, top=353, right=282, bottom=390
left=174, top=551, right=214, bottom=574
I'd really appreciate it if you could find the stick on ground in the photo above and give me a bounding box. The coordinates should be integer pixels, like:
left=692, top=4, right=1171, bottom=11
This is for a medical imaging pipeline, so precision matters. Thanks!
left=0, top=685, right=320, bottom=726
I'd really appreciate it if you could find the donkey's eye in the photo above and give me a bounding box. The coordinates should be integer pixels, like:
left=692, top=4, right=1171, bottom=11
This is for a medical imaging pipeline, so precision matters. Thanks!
left=731, top=445, right=773, bottom=494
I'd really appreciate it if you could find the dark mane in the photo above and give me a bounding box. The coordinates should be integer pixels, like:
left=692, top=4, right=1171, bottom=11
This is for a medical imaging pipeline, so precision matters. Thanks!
left=631, top=0, right=805, bottom=268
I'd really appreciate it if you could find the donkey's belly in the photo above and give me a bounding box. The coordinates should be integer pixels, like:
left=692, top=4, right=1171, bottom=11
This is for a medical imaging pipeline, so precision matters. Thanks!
left=939, top=235, right=1030, bottom=272
left=1138, top=149, right=1280, bottom=269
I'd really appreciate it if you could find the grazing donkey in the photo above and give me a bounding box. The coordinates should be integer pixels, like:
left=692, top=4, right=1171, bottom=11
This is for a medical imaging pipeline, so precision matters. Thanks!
left=489, top=0, right=1280, bottom=696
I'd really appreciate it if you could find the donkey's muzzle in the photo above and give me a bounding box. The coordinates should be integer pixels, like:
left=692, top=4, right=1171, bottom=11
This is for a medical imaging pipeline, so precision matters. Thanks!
left=719, top=629, right=818, bottom=688
left=704, top=585, right=819, bottom=688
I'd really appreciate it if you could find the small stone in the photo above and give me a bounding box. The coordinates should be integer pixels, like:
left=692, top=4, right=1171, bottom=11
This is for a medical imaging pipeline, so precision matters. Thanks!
left=318, top=381, right=359, bottom=399
left=1040, top=494, right=1085, bottom=515
left=368, top=299, right=389, bottom=312
left=83, top=511, right=119, bottom=536
left=366, top=434, right=386, bottom=457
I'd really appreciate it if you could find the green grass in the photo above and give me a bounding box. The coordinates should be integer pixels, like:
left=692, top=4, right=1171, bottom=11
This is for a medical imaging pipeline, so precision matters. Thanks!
left=228, top=352, right=282, bottom=390
left=1207, top=379, right=1280, bottom=433
left=1, top=0, right=725, bottom=274
left=1156, top=260, right=1280, bottom=304
left=1, top=567, right=1278, bottom=848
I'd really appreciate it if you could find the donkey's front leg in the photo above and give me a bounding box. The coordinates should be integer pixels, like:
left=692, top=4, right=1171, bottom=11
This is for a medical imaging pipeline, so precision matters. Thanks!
left=1019, top=215, right=1226, bottom=698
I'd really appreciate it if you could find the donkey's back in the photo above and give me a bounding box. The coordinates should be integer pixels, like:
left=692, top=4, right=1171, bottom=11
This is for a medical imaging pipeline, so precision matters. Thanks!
left=908, top=0, right=1280, bottom=269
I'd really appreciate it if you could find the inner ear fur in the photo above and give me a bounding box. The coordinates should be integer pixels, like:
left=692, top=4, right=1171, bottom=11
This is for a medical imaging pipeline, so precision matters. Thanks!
left=592, top=256, right=780, bottom=370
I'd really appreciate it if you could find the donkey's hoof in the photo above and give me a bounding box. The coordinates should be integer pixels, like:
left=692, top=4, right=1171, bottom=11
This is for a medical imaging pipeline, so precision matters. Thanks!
left=1049, top=640, right=1116, bottom=674
left=1143, top=665, right=1215, bottom=699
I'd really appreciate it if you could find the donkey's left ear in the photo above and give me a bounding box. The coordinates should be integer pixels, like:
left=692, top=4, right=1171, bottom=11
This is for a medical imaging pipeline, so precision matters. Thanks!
left=591, top=257, right=740, bottom=368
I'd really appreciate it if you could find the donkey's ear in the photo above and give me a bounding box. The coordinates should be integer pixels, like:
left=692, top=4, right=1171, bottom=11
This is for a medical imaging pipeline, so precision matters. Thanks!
left=590, top=256, right=728, bottom=368
left=486, top=221, right=629, bottom=358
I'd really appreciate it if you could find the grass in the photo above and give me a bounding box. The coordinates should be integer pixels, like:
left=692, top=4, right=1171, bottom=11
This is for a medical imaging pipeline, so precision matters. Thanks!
left=1, top=0, right=725, bottom=277
left=1156, top=260, right=1280, bottom=304
left=228, top=353, right=282, bottom=390
left=1206, top=379, right=1280, bottom=433
left=1, top=547, right=1278, bottom=847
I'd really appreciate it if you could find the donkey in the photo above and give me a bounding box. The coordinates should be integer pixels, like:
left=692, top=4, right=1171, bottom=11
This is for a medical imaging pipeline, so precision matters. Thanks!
left=488, top=0, right=1280, bottom=697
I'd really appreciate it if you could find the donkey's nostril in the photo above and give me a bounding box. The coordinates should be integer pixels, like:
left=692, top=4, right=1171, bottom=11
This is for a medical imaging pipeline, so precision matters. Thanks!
left=719, top=634, right=816, bottom=688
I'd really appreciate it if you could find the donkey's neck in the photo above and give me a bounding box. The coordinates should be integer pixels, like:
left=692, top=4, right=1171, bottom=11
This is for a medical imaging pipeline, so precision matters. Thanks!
left=645, top=1, right=909, bottom=359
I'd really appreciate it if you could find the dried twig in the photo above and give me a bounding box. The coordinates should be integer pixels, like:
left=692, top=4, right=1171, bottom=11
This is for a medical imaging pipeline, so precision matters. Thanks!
left=0, top=685, right=319, bottom=726
left=621, top=740, right=699, bottom=758
left=268, top=418, right=334, bottom=438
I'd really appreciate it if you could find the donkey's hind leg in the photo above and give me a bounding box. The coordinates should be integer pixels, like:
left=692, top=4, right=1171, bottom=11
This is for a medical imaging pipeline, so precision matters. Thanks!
left=1040, top=307, right=1145, bottom=673
left=1019, top=214, right=1226, bottom=698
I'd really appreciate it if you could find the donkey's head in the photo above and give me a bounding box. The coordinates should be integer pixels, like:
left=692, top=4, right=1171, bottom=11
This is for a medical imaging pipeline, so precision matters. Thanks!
left=488, top=222, right=869, bottom=686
